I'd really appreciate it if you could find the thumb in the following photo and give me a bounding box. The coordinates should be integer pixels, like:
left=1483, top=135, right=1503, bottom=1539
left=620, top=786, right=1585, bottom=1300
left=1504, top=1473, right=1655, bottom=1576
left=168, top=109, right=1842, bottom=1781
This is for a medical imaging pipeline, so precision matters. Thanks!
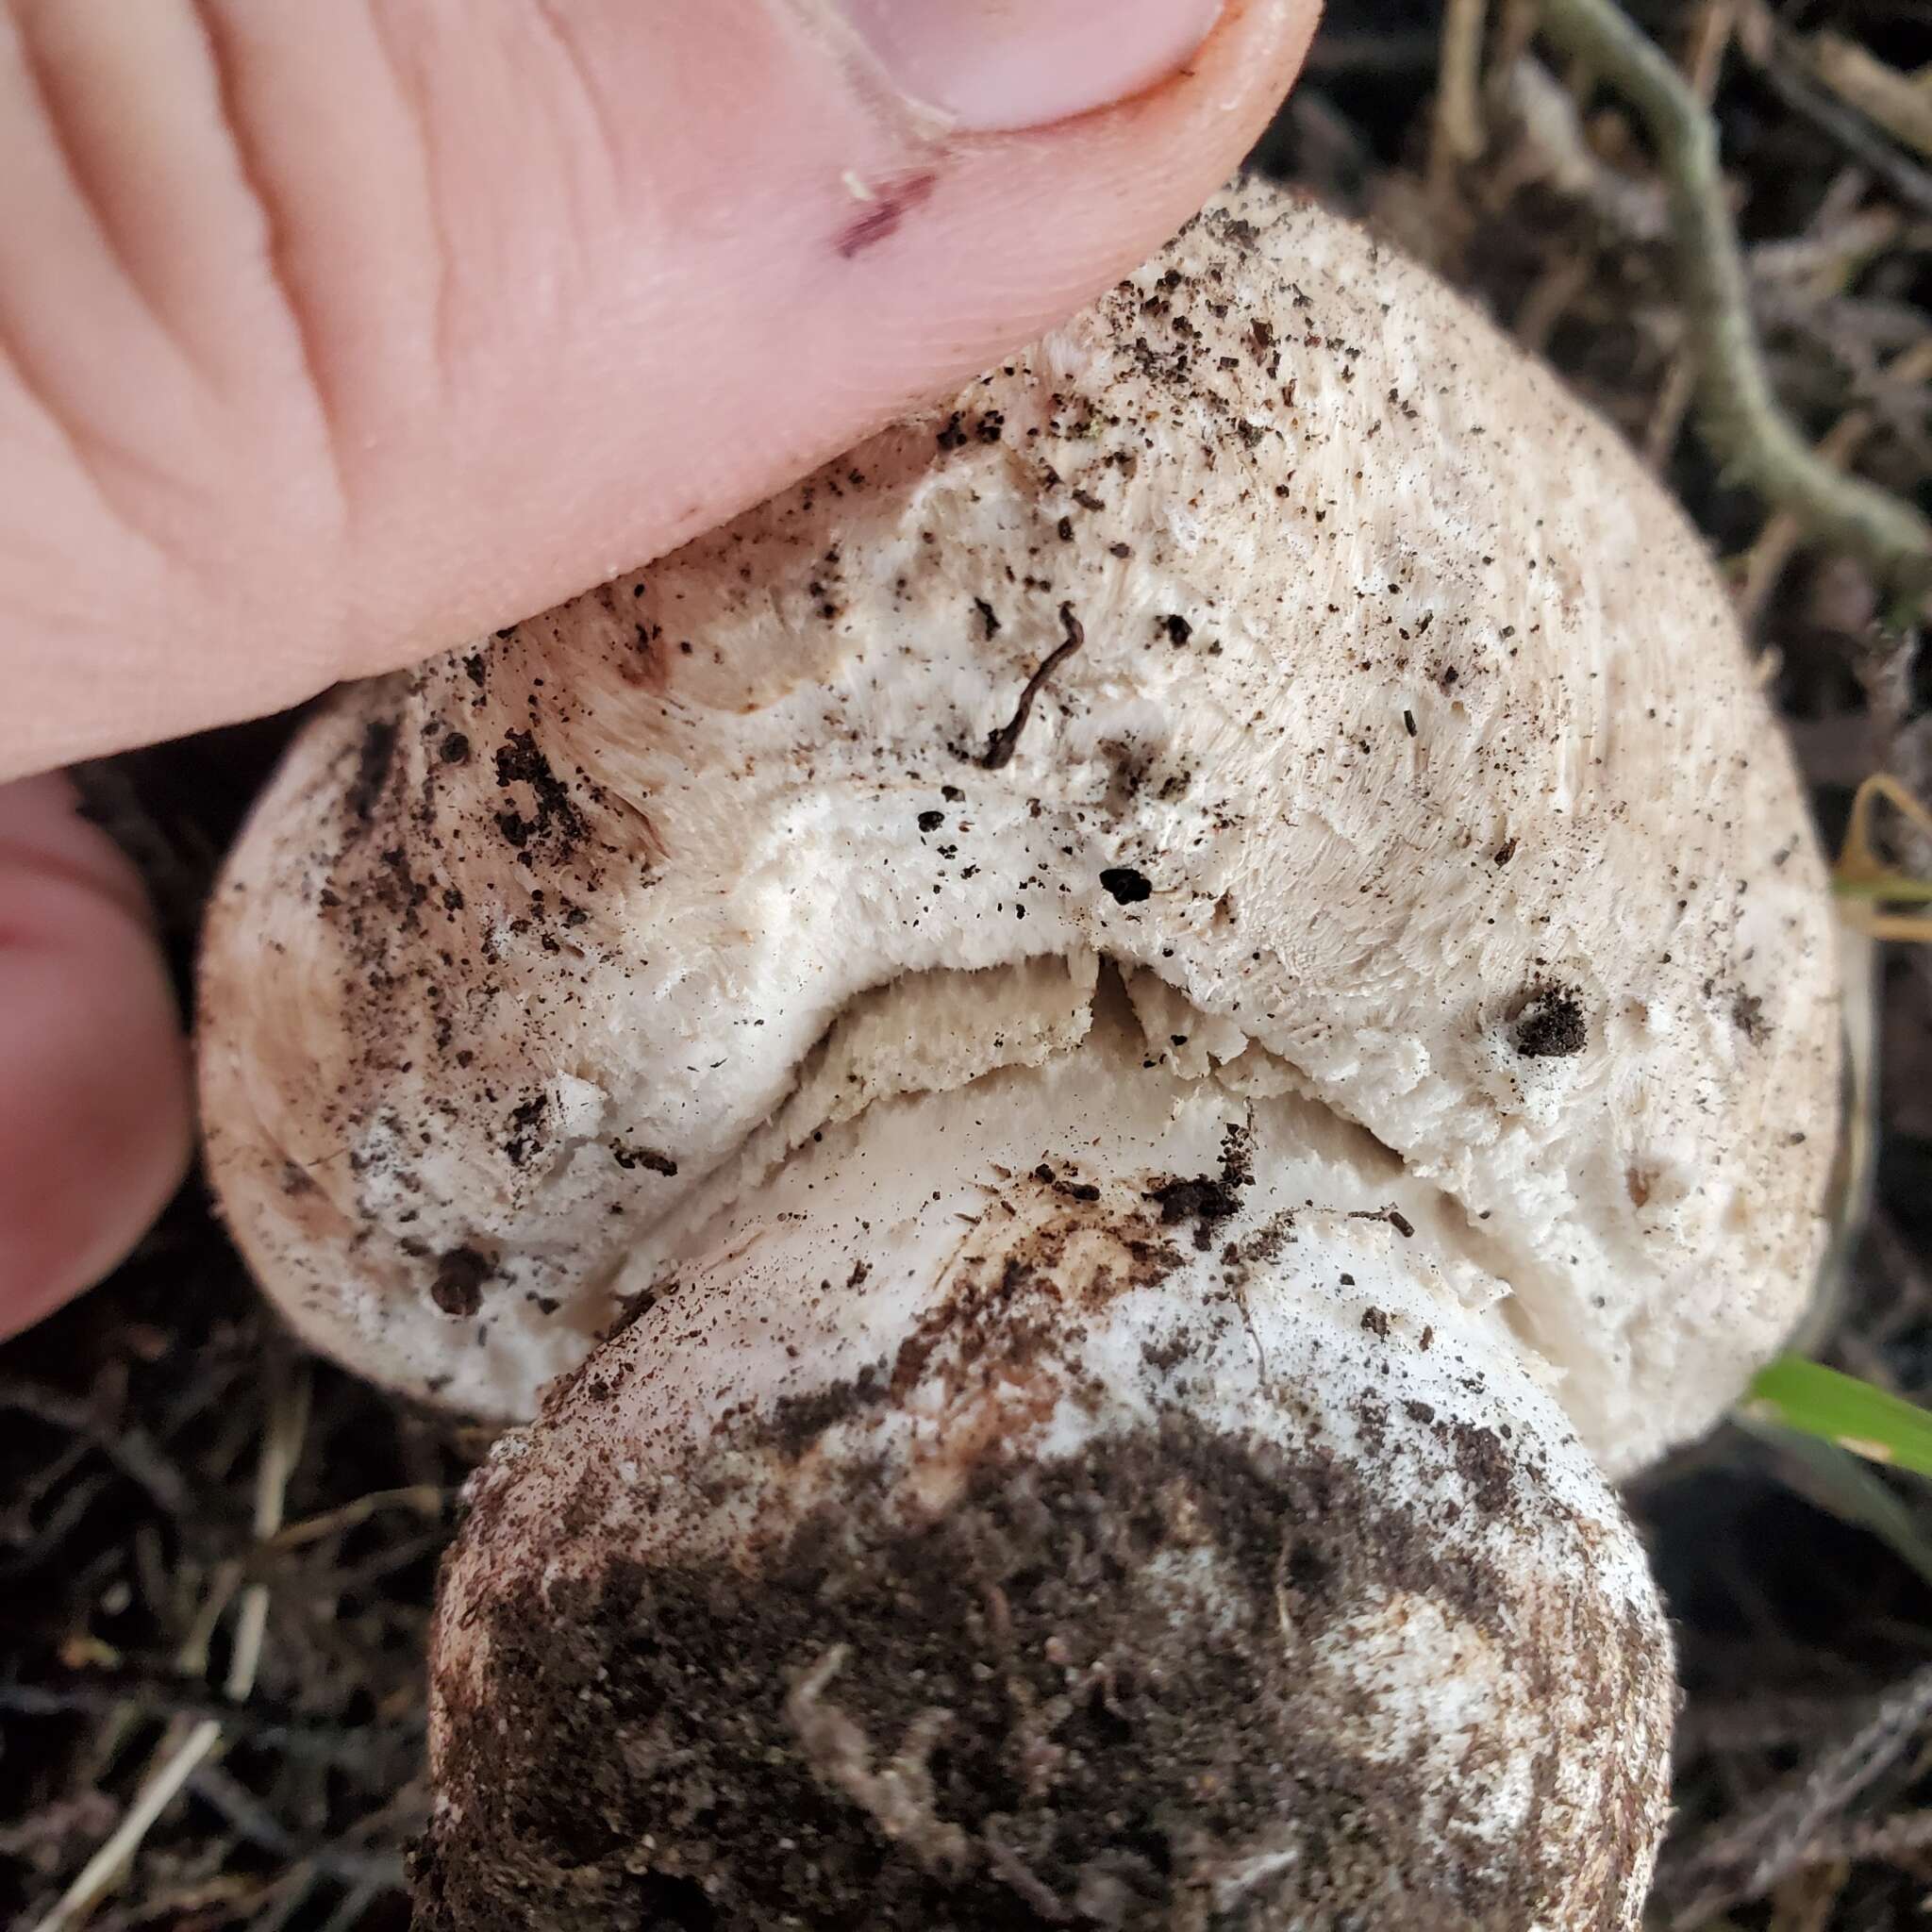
left=3, top=0, right=1318, bottom=776
left=0, top=777, right=192, bottom=1337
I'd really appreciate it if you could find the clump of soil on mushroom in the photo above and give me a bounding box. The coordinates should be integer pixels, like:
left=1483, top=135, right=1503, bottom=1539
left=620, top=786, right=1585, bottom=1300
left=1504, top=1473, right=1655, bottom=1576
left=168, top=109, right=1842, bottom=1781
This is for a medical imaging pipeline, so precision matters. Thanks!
left=1510, top=982, right=1589, bottom=1059
left=417, top=1407, right=1660, bottom=1932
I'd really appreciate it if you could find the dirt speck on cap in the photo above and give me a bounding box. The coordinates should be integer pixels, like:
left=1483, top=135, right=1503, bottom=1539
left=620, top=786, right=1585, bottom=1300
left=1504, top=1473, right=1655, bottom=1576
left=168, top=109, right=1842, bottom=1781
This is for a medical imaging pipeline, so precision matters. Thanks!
left=347, top=719, right=399, bottom=824
left=429, top=1247, right=492, bottom=1318
left=1511, top=982, right=1589, bottom=1059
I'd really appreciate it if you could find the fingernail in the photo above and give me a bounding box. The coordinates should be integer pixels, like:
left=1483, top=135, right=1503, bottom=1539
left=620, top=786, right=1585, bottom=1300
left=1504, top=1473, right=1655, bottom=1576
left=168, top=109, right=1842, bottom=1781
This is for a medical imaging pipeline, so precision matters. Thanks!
left=835, top=0, right=1225, bottom=132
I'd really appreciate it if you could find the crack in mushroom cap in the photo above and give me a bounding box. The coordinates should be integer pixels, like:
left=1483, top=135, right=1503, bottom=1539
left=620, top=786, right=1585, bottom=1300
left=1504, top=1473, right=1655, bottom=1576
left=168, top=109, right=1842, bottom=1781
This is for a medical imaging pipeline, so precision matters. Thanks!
left=420, top=1011, right=1674, bottom=1927
left=198, top=179, right=1840, bottom=1474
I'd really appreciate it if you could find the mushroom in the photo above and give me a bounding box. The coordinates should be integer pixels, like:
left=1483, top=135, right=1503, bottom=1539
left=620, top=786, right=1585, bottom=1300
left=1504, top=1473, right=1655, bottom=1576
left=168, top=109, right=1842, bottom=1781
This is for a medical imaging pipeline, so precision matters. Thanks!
left=199, top=180, right=1840, bottom=1927
left=418, top=1007, right=1678, bottom=1928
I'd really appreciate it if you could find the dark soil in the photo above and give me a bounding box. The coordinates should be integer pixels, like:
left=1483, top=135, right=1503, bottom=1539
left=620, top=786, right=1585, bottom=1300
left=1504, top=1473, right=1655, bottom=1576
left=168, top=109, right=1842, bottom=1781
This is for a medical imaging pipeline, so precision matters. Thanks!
left=418, top=1406, right=1663, bottom=1932
left=8, top=6, right=1932, bottom=1927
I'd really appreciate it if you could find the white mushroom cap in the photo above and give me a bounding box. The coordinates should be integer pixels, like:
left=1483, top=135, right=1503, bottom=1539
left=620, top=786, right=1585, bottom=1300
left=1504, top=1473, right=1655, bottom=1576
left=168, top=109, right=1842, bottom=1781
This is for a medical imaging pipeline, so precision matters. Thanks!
left=199, top=178, right=1840, bottom=1474
left=419, top=1001, right=1674, bottom=1929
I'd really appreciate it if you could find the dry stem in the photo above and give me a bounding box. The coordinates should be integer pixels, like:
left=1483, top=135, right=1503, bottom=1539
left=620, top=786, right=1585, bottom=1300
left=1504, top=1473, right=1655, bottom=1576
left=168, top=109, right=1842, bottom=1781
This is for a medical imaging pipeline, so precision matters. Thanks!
left=1540, top=0, right=1932, bottom=611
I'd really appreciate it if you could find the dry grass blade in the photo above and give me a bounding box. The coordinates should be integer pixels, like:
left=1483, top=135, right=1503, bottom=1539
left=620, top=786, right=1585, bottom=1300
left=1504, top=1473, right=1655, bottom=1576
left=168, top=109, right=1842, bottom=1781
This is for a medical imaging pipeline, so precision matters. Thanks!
left=1683, top=0, right=1738, bottom=103
left=0, top=1677, right=421, bottom=1765
left=265, top=1482, right=452, bottom=1552
left=1816, top=1806, right=1932, bottom=1862
left=1732, top=2, right=1932, bottom=220
left=1835, top=773, right=1932, bottom=942
left=25, top=1369, right=311, bottom=1932
left=1807, top=34, right=1932, bottom=162
left=1657, top=1661, right=1932, bottom=1924
left=1436, top=0, right=1491, bottom=172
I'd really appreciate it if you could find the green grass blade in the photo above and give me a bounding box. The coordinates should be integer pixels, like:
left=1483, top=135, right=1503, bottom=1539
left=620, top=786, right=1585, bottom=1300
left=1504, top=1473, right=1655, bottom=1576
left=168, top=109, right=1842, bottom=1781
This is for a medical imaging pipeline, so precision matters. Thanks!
left=1735, top=1415, right=1932, bottom=1591
left=1834, top=874, right=1932, bottom=904
left=1742, top=1356, right=1932, bottom=1476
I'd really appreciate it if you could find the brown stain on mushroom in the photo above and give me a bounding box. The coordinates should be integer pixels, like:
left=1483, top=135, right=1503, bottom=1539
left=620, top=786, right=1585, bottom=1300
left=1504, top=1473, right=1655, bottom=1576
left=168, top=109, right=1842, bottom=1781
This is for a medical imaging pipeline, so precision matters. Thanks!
left=613, top=622, right=673, bottom=692
left=768, top=1178, right=1191, bottom=1452
left=345, top=717, right=400, bottom=826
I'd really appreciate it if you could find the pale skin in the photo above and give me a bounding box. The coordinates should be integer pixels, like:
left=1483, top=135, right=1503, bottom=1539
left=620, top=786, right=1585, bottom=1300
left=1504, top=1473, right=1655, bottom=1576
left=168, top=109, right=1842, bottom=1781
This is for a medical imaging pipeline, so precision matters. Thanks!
left=0, top=0, right=1320, bottom=1338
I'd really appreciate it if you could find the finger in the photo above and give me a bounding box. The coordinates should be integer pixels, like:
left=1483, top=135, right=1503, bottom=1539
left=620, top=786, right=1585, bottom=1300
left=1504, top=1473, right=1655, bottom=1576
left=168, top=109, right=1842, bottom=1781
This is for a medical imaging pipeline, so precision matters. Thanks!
left=0, top=775, right=192, bottom=1336
left=1, top=0, right=1318, bottom=775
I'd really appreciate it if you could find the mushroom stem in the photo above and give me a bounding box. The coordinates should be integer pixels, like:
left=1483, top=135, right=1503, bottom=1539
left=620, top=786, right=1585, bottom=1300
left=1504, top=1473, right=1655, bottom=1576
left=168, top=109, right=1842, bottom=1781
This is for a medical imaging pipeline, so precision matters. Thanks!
left=420, top=1008, right=1674, bottom=1929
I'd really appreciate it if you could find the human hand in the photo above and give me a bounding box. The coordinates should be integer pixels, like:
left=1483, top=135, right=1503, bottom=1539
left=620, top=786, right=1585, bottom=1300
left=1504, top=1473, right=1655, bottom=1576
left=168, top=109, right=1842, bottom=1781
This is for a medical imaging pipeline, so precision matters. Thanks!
left=0, top=0, right=1315, bottom=1338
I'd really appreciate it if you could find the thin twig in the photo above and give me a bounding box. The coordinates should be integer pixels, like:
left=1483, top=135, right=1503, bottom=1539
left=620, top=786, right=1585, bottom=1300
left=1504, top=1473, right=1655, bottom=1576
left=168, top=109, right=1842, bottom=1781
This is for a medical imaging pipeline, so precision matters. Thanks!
left=0, top=1474, right=113, bottom=1578
left=1499, top=56, right=1669, bottom=239
left=320, top=1525, right=453, bottom=1596
left=1809, top=1804, right=1932, bottom=1867
left=226, top=1367, right=311, bottom=1702
left=1646, top=352, right=1701, bottom=468
left=1514, top=252, right=1596, bottom=353
left=0, top=1381, right=197, bottom=1519
left=0, top=1796, right=121, bottom=1862
left=317, top=1878, right=391, bottom=1932
left=247, top=1868, right=320, bottom=1932
left=1754, top=358, right=1927, bottom=616
left=87, top=1874, right=275, bottom=1932
left=978, top=603, right=1086, bottom=771
left=187, top=1765, right=408, bottom=1890
left=1681, top=1690, right=1913, bottom=1757
left=1540, top=0, right=1932, bottom=610
left=1491, top=0, right=1542, bottom=90
left=185, top=1762, right=299, bottom=1856
left=1738, top=411, right=1881, bottom=626
left=1645, top=0, right=1738, bottom=464
left=26, top=1724, right=226, bottom=1932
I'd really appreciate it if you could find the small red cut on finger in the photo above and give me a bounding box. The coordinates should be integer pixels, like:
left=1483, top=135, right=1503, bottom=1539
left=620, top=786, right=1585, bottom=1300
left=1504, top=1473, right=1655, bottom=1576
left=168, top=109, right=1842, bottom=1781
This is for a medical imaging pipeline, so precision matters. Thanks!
left=0, top=776, right=191, bottom=1336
